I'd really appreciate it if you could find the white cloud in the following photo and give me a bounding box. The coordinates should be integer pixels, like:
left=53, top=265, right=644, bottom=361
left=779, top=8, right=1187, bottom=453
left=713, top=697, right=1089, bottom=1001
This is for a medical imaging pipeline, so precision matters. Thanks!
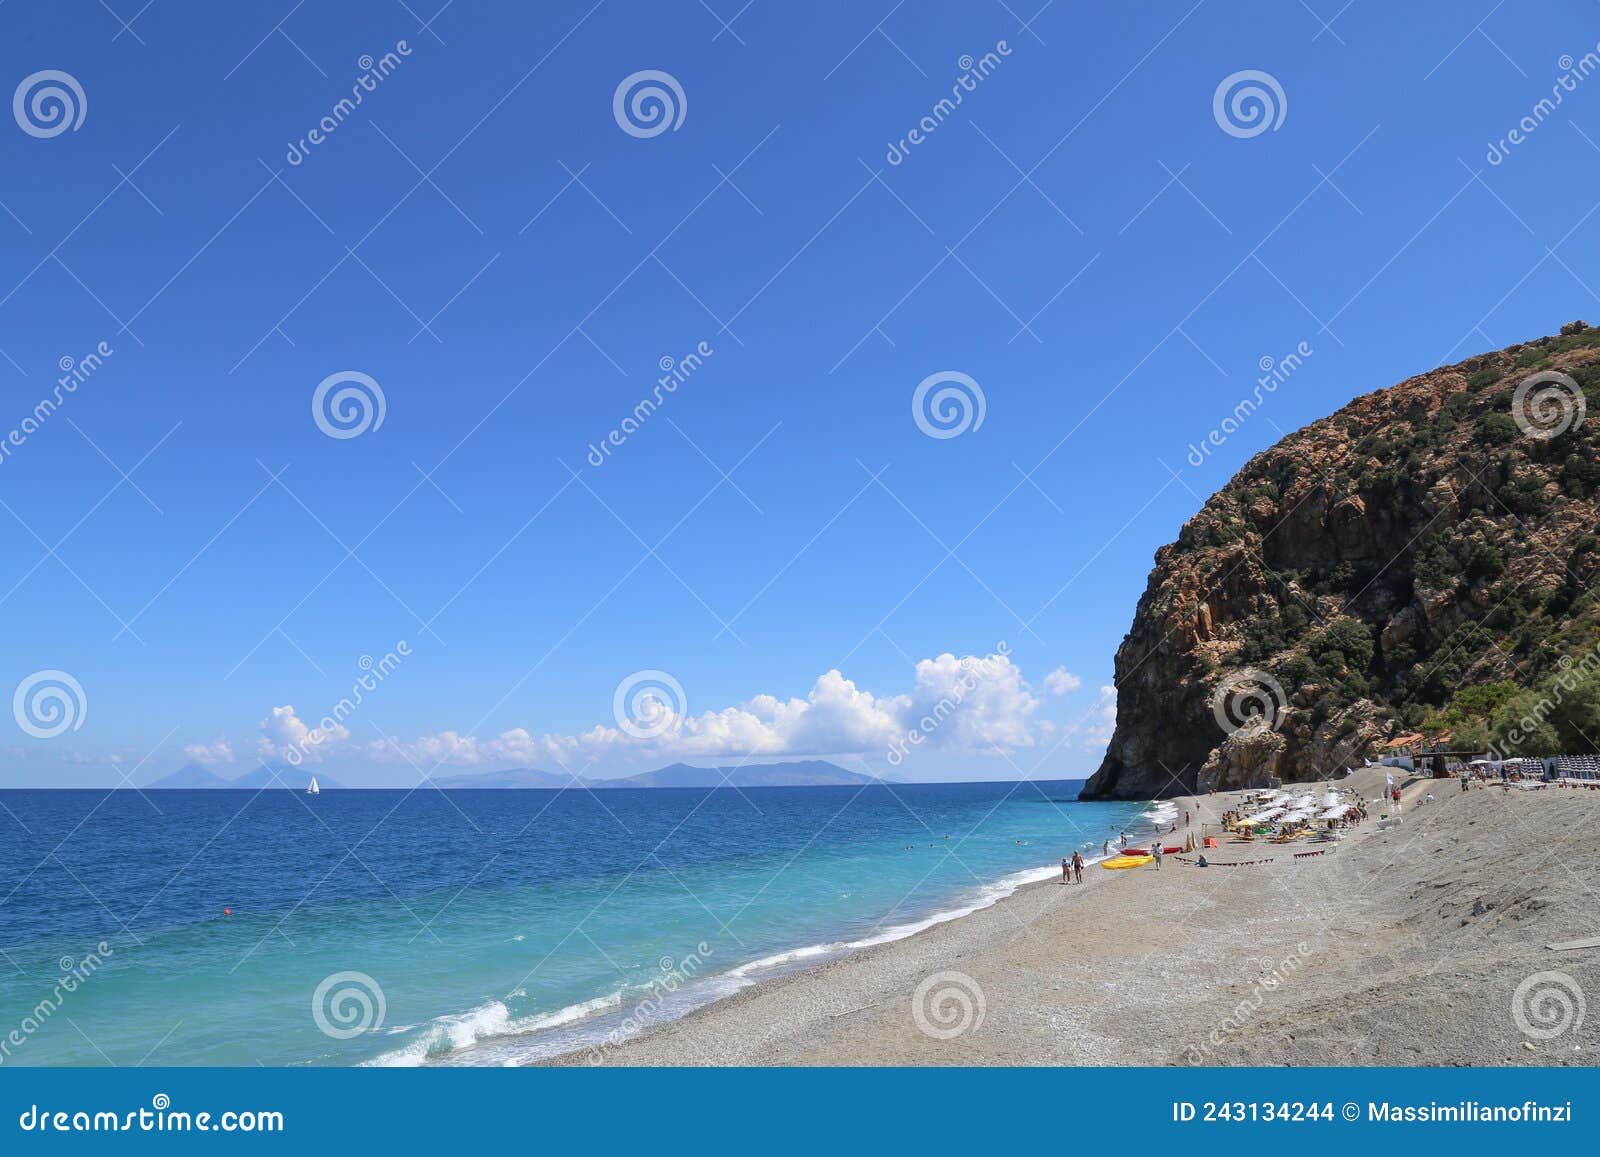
left=1044, top=666, right=1082, bottom=696
left=182, top=739, right=234, bottom=765
left=272, top=650, right=1046, bottom=771
left=257, top=705, right=349, bottom=764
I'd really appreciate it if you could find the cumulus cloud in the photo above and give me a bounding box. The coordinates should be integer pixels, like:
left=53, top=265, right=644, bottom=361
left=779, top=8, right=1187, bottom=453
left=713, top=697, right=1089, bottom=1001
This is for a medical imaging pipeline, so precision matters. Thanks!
left=262, top=650, right=1046, bottom=771
left=257, top=705, right=348, bottom=764
left=1044, top=666, right=1082, bottom=696
left=182, top=739, right=234, bottom=765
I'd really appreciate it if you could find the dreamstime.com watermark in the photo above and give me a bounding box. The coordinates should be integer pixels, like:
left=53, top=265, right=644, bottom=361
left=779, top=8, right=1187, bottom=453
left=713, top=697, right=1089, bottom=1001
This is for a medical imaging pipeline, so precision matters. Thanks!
left=1212, top=69, right=1286, bottom=138
left=582, top=943, right=714, bottom=1061
left=312, top=970, right=386, bottom=1039
left=286, top=42, right=413, bottom=165
left=12, top=669, right=88, bottom=739
left=586, top=342, right=713, bottom=466
left=1210, top=667, right=1288, bottom=735
left=887, top=642, right=1010, bottom=766
left=17, top=1095, right=283, bottom=1133
left=0, top=942, right=113, bottom=1065
left=1180, top=942, right=1314, bottom=1062
left=1486, top=48, right=1600, bottom=165
left=911, top=370, right=986, bottom=439
left=912, top=970, right=985, bottom=1040
left=281, top=643, right=411, bottom=766
left=611, top=669, right=687, bottom=740
left=1511, top=369, right=1586, bottom=440
left=1510, top=970, right=1587, bottom=1040
left=13, top=69, right=86, bottom=138
left=0, top=342, right=114, bottom=468
left=1186, top=341, right=1311, bottom=467
left=885, top=42, right=1013, bottom=165
left=613, top=70, right=686, bottom=138
left=1487, top=640, right=1600, bottom=760
left=312, top=370, right=387, bottom=439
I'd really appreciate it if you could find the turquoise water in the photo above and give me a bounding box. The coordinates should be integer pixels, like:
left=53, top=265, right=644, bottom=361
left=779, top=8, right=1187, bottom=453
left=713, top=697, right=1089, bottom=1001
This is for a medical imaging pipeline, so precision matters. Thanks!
left=0, top=783, right=1159, bottom=1066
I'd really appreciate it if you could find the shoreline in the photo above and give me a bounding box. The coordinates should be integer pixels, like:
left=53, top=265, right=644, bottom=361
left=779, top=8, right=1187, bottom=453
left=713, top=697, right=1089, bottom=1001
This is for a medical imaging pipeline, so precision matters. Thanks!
left=417, top=795, right=1169, bottom=1067
left=538, top=768, right=1599, bottom=1066
left=530, top=780, right=1280, bottom=1066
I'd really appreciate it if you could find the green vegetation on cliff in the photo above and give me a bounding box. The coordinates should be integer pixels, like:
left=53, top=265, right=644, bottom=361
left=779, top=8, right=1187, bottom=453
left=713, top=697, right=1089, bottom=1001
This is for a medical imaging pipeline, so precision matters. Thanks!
left=1082, top=323, right=1600, bottom=800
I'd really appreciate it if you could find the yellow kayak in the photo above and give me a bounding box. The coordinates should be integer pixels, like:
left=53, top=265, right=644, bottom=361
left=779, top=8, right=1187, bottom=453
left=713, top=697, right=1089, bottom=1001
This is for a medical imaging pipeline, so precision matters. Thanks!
left=1101, top=854, right=1153, bottom=869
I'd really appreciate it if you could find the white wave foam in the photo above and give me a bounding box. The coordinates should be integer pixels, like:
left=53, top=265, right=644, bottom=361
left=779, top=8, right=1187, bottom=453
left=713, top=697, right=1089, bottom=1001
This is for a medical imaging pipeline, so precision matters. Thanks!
left=1142, top=799, right=1179, bottom=826
left=732, top=860, right=1067, bottom=983
left=393, top=843, right=1120, bottom=1066
left=366, top=990, right=623, bottom=1067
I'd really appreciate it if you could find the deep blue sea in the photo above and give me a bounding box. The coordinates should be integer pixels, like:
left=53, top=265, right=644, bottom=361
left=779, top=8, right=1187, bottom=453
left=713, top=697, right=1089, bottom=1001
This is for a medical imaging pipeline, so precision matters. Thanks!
left=0, top=783, right=1162, bottom=1066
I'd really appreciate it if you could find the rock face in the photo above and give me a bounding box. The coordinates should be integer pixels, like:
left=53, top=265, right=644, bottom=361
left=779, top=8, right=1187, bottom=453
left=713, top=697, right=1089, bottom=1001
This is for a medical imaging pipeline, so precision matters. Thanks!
left=1081, top=324, right=1600, bottom=800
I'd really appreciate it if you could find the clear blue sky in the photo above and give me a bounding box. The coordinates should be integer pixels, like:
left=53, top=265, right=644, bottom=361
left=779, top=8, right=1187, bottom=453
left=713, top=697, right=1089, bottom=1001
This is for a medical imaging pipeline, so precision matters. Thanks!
left=2, top=0, right=1597, bottom=785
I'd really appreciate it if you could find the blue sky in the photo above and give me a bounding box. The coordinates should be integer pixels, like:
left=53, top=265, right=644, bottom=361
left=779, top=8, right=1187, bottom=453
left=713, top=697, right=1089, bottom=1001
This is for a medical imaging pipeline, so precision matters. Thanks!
left=2, top=0, right=1598, bottom=786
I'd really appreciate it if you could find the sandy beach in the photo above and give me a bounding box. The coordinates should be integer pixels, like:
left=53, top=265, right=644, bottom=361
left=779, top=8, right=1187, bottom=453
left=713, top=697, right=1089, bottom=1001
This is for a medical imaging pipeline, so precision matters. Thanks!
left=551, top=768, right=1599, bottom=1066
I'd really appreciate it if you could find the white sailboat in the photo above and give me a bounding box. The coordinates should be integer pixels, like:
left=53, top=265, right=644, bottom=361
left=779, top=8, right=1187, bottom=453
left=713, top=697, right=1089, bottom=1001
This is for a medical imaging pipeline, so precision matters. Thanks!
left=306, top=776, right=320, bottom=795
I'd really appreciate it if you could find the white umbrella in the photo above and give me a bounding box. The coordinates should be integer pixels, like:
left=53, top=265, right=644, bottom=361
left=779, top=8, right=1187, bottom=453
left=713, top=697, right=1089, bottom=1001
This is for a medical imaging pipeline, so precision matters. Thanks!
left=1318, top=805, right=1351, bottom=820
left=1240, top=806, right=1285, bottom=824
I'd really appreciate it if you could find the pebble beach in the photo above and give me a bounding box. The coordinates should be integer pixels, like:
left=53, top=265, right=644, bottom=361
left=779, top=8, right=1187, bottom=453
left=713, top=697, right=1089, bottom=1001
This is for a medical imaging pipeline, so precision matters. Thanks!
left=553, top=767, right=1600, bottom=1066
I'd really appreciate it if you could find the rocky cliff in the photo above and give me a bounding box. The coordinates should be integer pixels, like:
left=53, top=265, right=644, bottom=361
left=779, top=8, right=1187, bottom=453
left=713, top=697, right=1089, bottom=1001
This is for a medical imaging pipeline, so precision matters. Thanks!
left=1081, top=323, right=1600, bottom=800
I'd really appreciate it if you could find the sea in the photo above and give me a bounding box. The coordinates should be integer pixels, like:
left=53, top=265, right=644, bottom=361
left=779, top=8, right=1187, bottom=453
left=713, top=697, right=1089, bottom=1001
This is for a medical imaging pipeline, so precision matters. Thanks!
left=0, top=782, right=1171, bottom=1066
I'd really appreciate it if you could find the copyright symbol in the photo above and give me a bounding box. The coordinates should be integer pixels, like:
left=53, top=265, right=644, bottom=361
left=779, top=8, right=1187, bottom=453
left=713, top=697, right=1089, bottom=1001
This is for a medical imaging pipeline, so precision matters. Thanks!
left=1342, top=1102, right=1360, bottom=1121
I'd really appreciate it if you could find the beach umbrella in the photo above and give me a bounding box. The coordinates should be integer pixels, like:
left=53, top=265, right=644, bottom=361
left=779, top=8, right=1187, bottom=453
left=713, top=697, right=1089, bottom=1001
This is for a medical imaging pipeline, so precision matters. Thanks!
left=1240, top=806, right=1284, bottom=824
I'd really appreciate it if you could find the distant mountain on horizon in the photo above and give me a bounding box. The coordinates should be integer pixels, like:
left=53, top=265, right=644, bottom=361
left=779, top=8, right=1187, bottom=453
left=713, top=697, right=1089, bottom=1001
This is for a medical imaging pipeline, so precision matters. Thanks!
left=138, top=759, right=890, bottom=790
left=144, top=762, right=233, bottom=789
left=132, top=759, right=923, bottom=791
left=433, top=759, right=887, bottom=789
left=429, top=767, right=585, bottom=789
left=23, top=760, right=1088, bottom=791
left=143, top=762, right=343, bottom=791
left=599, top=759, right=882, bottom=788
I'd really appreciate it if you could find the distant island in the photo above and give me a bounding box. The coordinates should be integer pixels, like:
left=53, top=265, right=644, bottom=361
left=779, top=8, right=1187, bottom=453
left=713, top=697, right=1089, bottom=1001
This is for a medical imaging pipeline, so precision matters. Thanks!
left=143, top=762, right=338, bottom=791
left=142, top=759, right=890, bottom=790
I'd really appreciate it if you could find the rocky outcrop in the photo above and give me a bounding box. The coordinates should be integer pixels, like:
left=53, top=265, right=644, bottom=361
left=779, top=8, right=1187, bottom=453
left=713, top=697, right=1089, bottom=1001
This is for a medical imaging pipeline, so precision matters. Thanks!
left=1082, top=324, right=1600, bottom=799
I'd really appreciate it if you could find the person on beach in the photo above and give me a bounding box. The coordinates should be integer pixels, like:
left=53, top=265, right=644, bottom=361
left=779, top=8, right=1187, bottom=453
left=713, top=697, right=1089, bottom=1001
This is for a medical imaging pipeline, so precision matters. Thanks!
left=1185, top=809, right=1191, bottom=827
left=1062, top=857, right=1071, bottom=884
left=1102, top=839, right=1111, bottom=857
left=1152, top=843, right=1163, bottom=869
left=1072, top=850, right=1084, bottom=883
